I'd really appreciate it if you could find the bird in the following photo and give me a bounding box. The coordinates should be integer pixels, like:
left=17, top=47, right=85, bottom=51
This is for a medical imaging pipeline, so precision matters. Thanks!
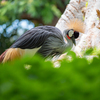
left=0, top=18, right=85, bottom=63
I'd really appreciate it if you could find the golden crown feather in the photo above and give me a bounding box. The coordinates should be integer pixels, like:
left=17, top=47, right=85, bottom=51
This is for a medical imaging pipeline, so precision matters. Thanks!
left=66, top=18, right=85, bottom=33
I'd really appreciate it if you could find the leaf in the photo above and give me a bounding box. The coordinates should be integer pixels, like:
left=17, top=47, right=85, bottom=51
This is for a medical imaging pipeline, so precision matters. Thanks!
left=67, top=51, right=76, bottom=58
left=51, top=5, right=61, bottom=17
left=0, top=53, right=100, bottom=100
left=84, top=48, right=93, bottom=55
left=41, top=6, right=54, bottom=24
left=0, top=8, right=7, bottom=15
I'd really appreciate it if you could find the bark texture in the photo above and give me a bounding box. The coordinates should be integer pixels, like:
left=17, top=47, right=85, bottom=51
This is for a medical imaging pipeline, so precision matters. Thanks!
left=56, top=0, right=86, bottom=33
left=74, top=0, right=100, bottom=54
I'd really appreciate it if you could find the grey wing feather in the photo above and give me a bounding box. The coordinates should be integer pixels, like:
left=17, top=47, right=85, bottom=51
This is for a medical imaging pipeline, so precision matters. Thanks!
left=11, top=29, right=50, bottom=49
left=37, top=35, right=65, bottom=58
left=11, top=26, right=62, bottom=49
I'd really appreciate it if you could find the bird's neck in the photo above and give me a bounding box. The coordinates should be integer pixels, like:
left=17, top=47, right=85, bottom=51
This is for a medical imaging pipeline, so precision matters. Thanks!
left=67, top=37, right=73, bottom=46
left=63, top=31, right=73, bottom=50
left=64, top=37, right=73, bottom=51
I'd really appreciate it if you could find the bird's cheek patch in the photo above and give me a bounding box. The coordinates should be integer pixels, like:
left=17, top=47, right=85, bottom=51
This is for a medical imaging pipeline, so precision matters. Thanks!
left=67, top=35, right=71, bottom=39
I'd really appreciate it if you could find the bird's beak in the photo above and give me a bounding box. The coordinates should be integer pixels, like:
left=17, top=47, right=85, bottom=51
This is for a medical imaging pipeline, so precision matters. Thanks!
left=71, top=37, right=76, bottom=46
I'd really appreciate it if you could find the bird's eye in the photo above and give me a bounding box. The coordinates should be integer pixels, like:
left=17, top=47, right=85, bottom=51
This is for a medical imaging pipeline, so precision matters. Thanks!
left=68, top=30, right=74, bottom=37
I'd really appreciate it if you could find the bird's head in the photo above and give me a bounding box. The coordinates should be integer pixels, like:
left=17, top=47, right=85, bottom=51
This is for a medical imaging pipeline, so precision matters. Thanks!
left=64, top=29, right=79, bottom=46
left=64, top=18, right=85, bottom=46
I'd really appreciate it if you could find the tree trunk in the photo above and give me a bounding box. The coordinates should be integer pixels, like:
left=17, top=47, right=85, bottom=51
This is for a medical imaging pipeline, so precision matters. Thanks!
left=56, top=0, right=86, bottom=32
left=74, top=0, right=100, bottom=54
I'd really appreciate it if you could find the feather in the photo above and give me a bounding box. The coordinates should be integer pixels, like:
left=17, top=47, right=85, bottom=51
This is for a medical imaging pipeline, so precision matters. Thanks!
left=66, top=18, right=85, bottom=33
left=0, top=50, right=7, bottom=62
left=3, top=48, right=24, bottom=63
left=11, top=26, right=61, bottom=49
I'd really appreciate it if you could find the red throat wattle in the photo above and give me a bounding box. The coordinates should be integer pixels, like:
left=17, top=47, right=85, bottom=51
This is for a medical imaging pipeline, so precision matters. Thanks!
left=67, top=35, right=71, bottom=39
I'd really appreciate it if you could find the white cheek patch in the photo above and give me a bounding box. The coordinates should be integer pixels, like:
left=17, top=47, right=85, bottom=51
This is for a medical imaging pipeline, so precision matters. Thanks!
left=68, top=30, right=74, bottom=37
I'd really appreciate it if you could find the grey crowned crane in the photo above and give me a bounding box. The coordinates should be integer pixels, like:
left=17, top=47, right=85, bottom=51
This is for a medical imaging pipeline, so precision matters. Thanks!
left=0, top=19, right=85, bottom=63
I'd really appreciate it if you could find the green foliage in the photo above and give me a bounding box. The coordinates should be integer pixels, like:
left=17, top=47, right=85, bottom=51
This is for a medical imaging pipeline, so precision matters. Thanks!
left=0, top=0, right=68, bottom=25
left=83, top=48, right=94, bottom=56
left=0, top=53, right=100, bottom=100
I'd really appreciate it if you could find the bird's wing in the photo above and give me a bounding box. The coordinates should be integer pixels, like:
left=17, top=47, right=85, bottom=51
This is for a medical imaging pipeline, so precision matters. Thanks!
left=11, top=26, right=58, bottom=49
left=1, top=26, right=62, bottom=63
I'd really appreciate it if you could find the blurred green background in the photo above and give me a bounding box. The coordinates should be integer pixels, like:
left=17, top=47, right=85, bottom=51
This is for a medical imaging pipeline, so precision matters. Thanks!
left=0, top=52, right=100, bottom=100
left=0, top=0, right=69, bottom=54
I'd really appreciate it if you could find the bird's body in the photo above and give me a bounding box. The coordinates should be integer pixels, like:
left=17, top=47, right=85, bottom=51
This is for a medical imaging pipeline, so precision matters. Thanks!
left=2, top=26, right=73, bottom=62
left=0, top=19, right=85, bottom=63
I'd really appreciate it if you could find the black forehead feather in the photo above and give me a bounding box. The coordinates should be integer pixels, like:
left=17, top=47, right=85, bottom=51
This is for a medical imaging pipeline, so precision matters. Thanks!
left=74, top=31, right=79, bottom=39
